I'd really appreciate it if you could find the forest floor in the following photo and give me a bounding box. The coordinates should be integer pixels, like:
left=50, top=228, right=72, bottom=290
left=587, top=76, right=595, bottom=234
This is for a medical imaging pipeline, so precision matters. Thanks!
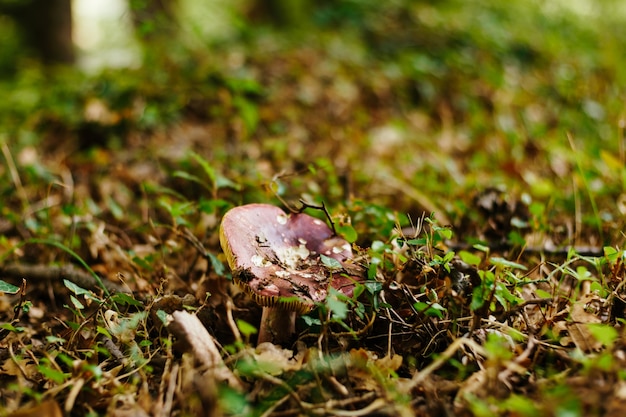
left=2, top=1, right=626, bottom=416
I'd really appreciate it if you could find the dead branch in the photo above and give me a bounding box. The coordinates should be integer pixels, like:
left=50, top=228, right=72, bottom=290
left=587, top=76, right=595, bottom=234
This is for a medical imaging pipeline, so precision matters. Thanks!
left=166, top=310, right=242, bottom=390
left=0, top=263, right=128, bottom=294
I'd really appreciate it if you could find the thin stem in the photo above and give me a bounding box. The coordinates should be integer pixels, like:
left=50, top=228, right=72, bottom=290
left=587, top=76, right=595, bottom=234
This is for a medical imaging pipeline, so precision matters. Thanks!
left=298, top=199, right=336, bottom=235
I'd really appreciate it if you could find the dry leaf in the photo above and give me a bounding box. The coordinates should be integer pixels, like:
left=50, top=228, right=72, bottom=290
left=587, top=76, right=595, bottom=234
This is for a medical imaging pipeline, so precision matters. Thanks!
left=252, top=342, right=301, bottom=375
left=106, top=395, right=150, bottom=417
left=375, top=354, right=403, bottom=375
left=565, top=293, right=604, bottom=352
left=9, top=400, right=63, bottom=417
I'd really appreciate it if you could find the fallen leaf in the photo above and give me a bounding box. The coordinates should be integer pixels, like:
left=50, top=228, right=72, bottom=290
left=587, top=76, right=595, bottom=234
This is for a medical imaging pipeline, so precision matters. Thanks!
left=9, top=400, right=63, bottom=417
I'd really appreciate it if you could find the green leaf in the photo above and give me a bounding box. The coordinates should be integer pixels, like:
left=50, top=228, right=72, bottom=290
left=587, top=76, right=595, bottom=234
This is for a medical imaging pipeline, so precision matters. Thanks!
left=529, top=202, right=545, bottom=218
left=215, top=175, right=240, bottom=191
left=172, top=170, right=211, bottom=191
left=414, top=301, right=446, bottom=319
left=370, top=240, right=388, bottom=252
left=494, top=282, right=523, bottom=307
left=535, top=289, right=552, bottom=299
left=301, top=315, right=322, bottom=327
left=236, top=319, right=257, bottom=337
left=0, top=323, right=24, bottom=333
left=406, top=238, right=427, bottom=246
left=139, top=339, right=153, bottom=348
left=38, top=364, right=69, bottom=384
left=489, top=257, right=527, bottom=270
left=111, top=292, right=143, bottom=308
left=63, top=279, right=100, bottom=302
left=508, top=230, right=526, bottom=246
left=364, top=281, right=382, bottom=295
left=459, top=251, right=481, bottom=267
left=106, top=196, right=124, bottom=220
left=320, top=254, right=342, bottom=270
left=0, top=280, right=20, bottom=294
left=435, top=227, right=453, bottom=240
left=156, top=309, right=169, bottom=325
left=45, top=335, right=67, bottom=344
left=473, top=244, right=490, bottom=253
left=70, top=295, right=85, bottom=310
left=586, top=323, right=619, bottom=347
left=471, top=286, right=486, bottom=311
left=207, top=252, right=226, bottom=276
left=502, top=394, right=540, bottom=417
left=82, top=363, right=103, bottom=381
left=336, top=224, right=358, bottom=243
left=327, top=288, right=349, bottom=320
left=218, top=386, right=249, bottom=415
left=575, top=266, right=593, bottom=280
left=604, top=246, right=620, bottom=263
left=96, top=326, right=112, bottom=339
left=233, top=96, right=259, bottom=134
left=190, top=151, right=216, bottom=186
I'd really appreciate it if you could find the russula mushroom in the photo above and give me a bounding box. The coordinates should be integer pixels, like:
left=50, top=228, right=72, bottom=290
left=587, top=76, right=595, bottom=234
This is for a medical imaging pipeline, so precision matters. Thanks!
left=219, top=203, right=363, bottom=345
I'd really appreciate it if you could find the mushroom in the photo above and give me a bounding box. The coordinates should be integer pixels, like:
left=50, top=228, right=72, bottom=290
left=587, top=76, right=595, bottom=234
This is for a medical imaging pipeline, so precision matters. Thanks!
left=219, top=203, right=363, bottom=345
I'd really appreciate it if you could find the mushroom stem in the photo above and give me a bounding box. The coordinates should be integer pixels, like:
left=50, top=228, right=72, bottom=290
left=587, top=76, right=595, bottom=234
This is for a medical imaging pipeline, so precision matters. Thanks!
left=258, top=306, right=296, bottom=345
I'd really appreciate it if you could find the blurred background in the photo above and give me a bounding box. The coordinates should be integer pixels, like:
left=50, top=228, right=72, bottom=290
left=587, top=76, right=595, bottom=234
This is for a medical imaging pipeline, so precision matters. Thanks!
left=1, top=0, right=623, bottom=73
left=1, top=0, right=626, bottom=245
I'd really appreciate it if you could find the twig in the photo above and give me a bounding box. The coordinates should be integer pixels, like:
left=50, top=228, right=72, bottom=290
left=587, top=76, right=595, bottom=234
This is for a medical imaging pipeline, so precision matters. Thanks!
left=64, top=377, right=85, bottom=413
left=498, top=335, right=536, bottom=389
left=98, top=335, right=128, bottom=367
left=445, top=241, right=603, bottom=257
left=298, top=199, right=337, bottom=235
left=153, top=338, right=172, bottom=417
left=497, top=298, right=553, bottom=321
left=318, top=398, right=389, bottom=417
left=225, top=299, right=242, bottom=344
left=407, top=337, right=486, bottom=390
left=162, top=363, right=178, bottom=417
left=0, top=263, right=128, bottom=294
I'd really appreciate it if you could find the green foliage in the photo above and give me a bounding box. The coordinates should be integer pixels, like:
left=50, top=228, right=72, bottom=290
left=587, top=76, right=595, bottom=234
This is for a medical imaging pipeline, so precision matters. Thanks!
left=0, top=279, right=20, bottom=294
left=236, top=319, right=257, bottom=338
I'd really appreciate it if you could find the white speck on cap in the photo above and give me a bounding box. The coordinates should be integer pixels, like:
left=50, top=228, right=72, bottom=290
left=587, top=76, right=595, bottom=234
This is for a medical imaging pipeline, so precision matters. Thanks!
left=276, top=244, right=310, bottom=269
left=251, top=255, right=271, bottom=267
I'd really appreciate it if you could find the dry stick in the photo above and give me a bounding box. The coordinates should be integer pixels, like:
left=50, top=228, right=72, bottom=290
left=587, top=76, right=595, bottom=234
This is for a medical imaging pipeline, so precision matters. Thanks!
left=321, top=398, right=389, bottom=417
left=445, top=241, right=603, bottom=257
left=498, top=335, right=536, bottom=390
left=153, top=339, right=172, bottom=417
left=497, top=297, right=554, bottom=322
left=256, top=372, right=308, bottom=417
left=0, top=263, right=128, bottom=294
left=407, top=337, right=486, bottom=391
left=99, top=335, right=128, bottom=367
left=161, top=363, right=179, bottom=417
left=166, top=310, right=242, bottom=390
left=225, top=299, right=242, bottom=344
left=64, top=377, right=85, bottom=414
